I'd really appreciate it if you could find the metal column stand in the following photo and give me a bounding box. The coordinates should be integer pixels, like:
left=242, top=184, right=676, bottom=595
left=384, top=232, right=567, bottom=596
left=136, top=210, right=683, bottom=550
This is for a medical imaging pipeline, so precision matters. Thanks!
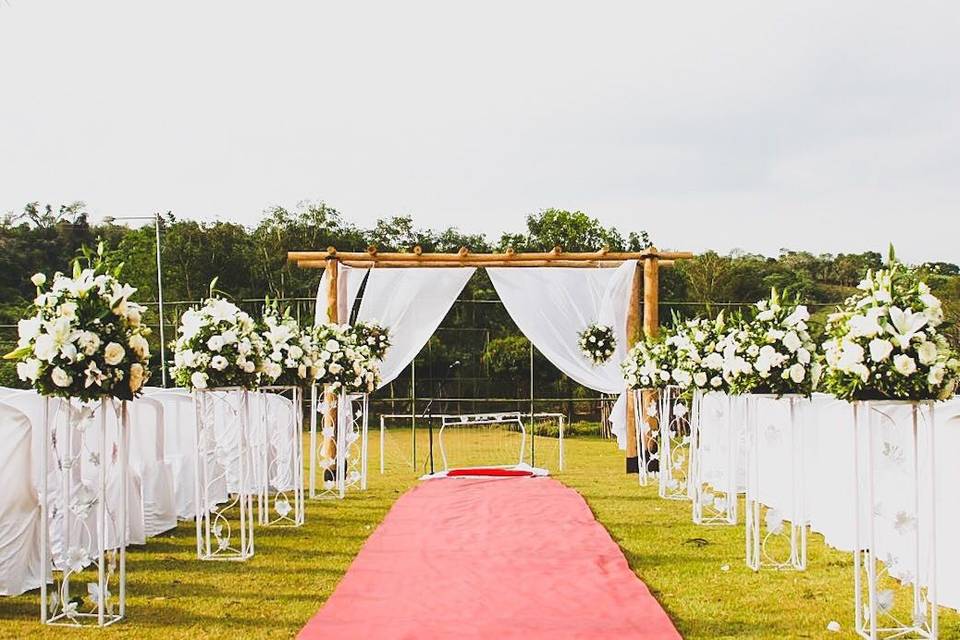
left=257, top=386, right=305, bottom=527
left=40, top=397, right=129, bottom=627
left=691, top=391, right=740, bottom=525
left=853, top=401, right=938, bottom=640
left=655, top=386, right=691, bottom=500
left=310, top=391, right=369, bottom=500
left=193, top=388, right=255, bottom=561
left=745, top=395, right=807, bottom=571
left=634, top=388, right=656, bottom=487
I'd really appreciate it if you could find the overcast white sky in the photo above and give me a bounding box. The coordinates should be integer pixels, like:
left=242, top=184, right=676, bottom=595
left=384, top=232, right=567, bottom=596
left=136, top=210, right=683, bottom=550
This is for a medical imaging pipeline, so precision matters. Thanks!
left=1, top=1, right=958, bottom=262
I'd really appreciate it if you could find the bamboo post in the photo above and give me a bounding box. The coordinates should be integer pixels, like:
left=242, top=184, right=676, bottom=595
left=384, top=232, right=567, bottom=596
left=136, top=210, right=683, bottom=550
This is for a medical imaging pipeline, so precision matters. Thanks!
left=320, top=252, right=339, bottom=478
left=640, top=255, right=660, bottom=473
left=625, top=261, right=642, bottom=473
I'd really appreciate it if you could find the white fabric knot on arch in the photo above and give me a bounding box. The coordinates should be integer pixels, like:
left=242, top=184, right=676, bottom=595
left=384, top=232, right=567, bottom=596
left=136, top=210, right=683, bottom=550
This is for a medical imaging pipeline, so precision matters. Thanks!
left=317, top=260, right=636, bottom=449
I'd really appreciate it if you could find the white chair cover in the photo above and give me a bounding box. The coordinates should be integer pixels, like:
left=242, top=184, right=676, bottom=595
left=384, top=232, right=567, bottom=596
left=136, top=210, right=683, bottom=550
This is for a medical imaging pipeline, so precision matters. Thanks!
left=695, top=392, right=747, bottom=492
left=129, top=397, right=178, bottom=536
left=0, top=401, right=44, bottom=596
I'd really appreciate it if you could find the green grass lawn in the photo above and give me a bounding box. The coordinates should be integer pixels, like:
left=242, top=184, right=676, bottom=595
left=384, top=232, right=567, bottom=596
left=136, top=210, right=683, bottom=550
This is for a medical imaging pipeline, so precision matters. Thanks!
left=1, top=431, right=956, bottom=639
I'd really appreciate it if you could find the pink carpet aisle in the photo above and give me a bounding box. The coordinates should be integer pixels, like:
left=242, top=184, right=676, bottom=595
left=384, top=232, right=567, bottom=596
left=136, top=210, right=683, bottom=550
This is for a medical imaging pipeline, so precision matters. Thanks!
left=298, top=477, right=682, bottom=639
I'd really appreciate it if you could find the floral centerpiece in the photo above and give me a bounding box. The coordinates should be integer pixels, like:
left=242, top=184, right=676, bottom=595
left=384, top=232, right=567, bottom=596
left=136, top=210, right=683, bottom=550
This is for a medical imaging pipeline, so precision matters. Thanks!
left=259, top=301, right=316, bottom=386
left=622, top=332, right=678, bottom=390
left=312, top=323, right=380, bottom=394
left=578, top=323, right=616, bottom=365
left=4, top=245, right=152, bottom=401
left=821, top=259, right=959, bottom=401
left=669, top=312, right=731, bottom=392
left=726, top=289, right=821, bottom=396
left=171, top=285, right=264, bottom=390
left=352, top=321, right=391, bottom=361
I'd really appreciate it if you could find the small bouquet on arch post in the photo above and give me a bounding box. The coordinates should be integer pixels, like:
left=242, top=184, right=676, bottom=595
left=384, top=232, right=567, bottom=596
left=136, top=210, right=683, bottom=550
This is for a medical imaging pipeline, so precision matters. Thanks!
left=4, top=243, right=152, bottom=401
left=351, top=321, right=391, bottom=361
left=312, top=323, right=381, bottom=394
left=578, top=323, right=616, bottom=365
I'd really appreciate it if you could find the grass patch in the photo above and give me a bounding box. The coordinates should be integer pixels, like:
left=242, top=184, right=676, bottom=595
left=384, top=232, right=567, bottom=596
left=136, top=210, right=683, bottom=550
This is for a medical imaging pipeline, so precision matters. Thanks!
left=1, top=431, right=956, bottom=639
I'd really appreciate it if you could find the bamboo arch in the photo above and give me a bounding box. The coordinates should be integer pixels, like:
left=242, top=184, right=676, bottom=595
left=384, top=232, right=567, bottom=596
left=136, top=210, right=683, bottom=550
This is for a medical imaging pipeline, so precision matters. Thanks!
left=289, top=245, right=694, bottom=473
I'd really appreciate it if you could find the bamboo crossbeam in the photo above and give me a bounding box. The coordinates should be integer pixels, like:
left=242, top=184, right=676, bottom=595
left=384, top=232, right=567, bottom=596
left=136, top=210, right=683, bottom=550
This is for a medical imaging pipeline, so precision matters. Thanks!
left=288, top=248, right=694, bottom=264
left=296, top=259, right=677, bottom=269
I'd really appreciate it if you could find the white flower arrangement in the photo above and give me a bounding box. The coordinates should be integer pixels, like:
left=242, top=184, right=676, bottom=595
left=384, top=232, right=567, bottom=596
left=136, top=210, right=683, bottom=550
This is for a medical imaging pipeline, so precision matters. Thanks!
left=171, top=285, right=265, bottom=390
left=578, top=323, right=616, bottom=365
left=352, top=321, right=392, bottom=361
left=622, top=334, right=678, bottom=390
left=668, top=312, right=730, bottom=392
left=727, top=289, right=821, bottom=396
left=258, top=301, right=316, bottom=386
left=4, top=245, right=152, bottom=401
left=311, top=323, right=380, bottom=394
left=821, top=258, right=959, bottom=401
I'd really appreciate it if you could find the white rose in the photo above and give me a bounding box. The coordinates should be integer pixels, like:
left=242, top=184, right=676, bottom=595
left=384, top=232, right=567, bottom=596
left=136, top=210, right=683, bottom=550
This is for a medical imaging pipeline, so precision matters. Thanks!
left=51, top=366, right=72, bottom=387
left=328, top=362, right=343, bottom=375
left=207, top=335, right=225, bottom=352
left=237, top=339, right=252, bottom=355
left=782, top=331, right=802, bottom=353
left=710, top=376, right=722, bottom=388
left=129, top=363, right=145, bottom=393
left=128, top=334, right=150, bottom=359
left=928, top=365, right=945, bottom=386
left=16, top=358, right=42, bottom=382
left=325, top=339, right=341, bottom=353
left=288, top=345, right=303, bottom=360
left=797, top=347, right=811, bottom=364
left=31, top=273, right=46, bottom=287
left=243, top=360, right=256, bottom=373
left=893, top=354, right=917, bottom=377
left=103, top=342, right=125, bottom=366
left=221, top=330, right=238, bottom=344
left=77, top=331, right=101, bottom=356
left=868, top=338, right=894, bottom=363
left=210, top=355, right=228, bottom=371
left=916, top=341, right=938, bottom=366
left=789, top=363, right=806, bottom=383
left=127, top=306, right=142, bottom=327
left=703, top=353, right=724, bottom=370
left=191, top=371, right=208, bottom=389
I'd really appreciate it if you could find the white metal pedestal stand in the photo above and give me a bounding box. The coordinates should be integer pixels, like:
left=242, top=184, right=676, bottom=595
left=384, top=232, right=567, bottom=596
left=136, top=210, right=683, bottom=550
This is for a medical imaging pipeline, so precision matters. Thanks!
left=656, top=386, right=691, bottom=500
left=40, top=397, right=128, bottom=627
left=256, top=386, right=305, bottom=527
left=634, top=389, right=656, bottom=487
left=309, top=387, right=369, bottom=499
left=853, top=401, right=938, bottom=639
left=745, top=394, right=807, bottom=571
left=691, top=391, right=740, bottom=525
left=193, top=388, right=254, bottom=561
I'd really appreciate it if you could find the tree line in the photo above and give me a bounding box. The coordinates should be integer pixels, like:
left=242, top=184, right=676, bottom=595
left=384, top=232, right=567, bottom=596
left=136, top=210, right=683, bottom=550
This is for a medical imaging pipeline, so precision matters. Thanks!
left=2, top=201, right=957, bottom=411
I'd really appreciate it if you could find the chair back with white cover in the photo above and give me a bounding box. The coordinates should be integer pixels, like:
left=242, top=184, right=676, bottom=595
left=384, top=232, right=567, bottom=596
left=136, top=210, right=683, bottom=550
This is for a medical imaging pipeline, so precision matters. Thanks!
left=147, top=389, right=227, bottom=519
left=0, top=401, right=44, bottom=596
left=129, top=397, right=177, bottom=536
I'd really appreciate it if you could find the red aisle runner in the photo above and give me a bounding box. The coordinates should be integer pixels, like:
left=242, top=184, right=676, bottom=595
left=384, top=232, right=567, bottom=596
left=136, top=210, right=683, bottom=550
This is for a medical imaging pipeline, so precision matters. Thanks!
left=298, top=477, right=682, bottom=640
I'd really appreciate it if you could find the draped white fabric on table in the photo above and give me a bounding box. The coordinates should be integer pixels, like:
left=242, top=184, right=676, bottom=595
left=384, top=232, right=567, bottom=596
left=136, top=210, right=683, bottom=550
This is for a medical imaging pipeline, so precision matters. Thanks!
left=356, top=268, right=476, bottom=388
left=487, top=261, right=636, bottom=449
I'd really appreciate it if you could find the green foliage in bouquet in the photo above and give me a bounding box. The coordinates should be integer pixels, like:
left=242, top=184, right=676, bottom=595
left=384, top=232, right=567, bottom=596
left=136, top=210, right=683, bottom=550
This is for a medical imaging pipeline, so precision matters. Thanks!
left=259, top=300, right=317, bottom=387
left=3, top=243, right=152, bottom=401
left=821, top=251, right=960, bottom=401
left=726, top=289, right=822, bottom=397
left=352, top=321, right=391, bottom=361
left=171, top=280, right=265, bottom=390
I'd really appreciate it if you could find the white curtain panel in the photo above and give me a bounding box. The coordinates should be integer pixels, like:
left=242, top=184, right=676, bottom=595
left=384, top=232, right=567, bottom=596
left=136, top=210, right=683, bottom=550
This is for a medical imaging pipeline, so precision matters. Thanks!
left=356, top=268, right=476, bottom=388
left=316, top=263, right=369, bottom=324
left=487, top=261, right=637, bottom=449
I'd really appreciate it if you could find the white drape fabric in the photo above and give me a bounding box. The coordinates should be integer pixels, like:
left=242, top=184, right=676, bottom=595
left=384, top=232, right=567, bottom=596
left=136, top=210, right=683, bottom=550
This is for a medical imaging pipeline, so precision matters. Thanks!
left=356, top=268, right=476, bottom=388
left=316, top=264, right=369, bottom=324
left=0, top=401, right=43, bottom=596
left=487, top=261, right=636, bottom=448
